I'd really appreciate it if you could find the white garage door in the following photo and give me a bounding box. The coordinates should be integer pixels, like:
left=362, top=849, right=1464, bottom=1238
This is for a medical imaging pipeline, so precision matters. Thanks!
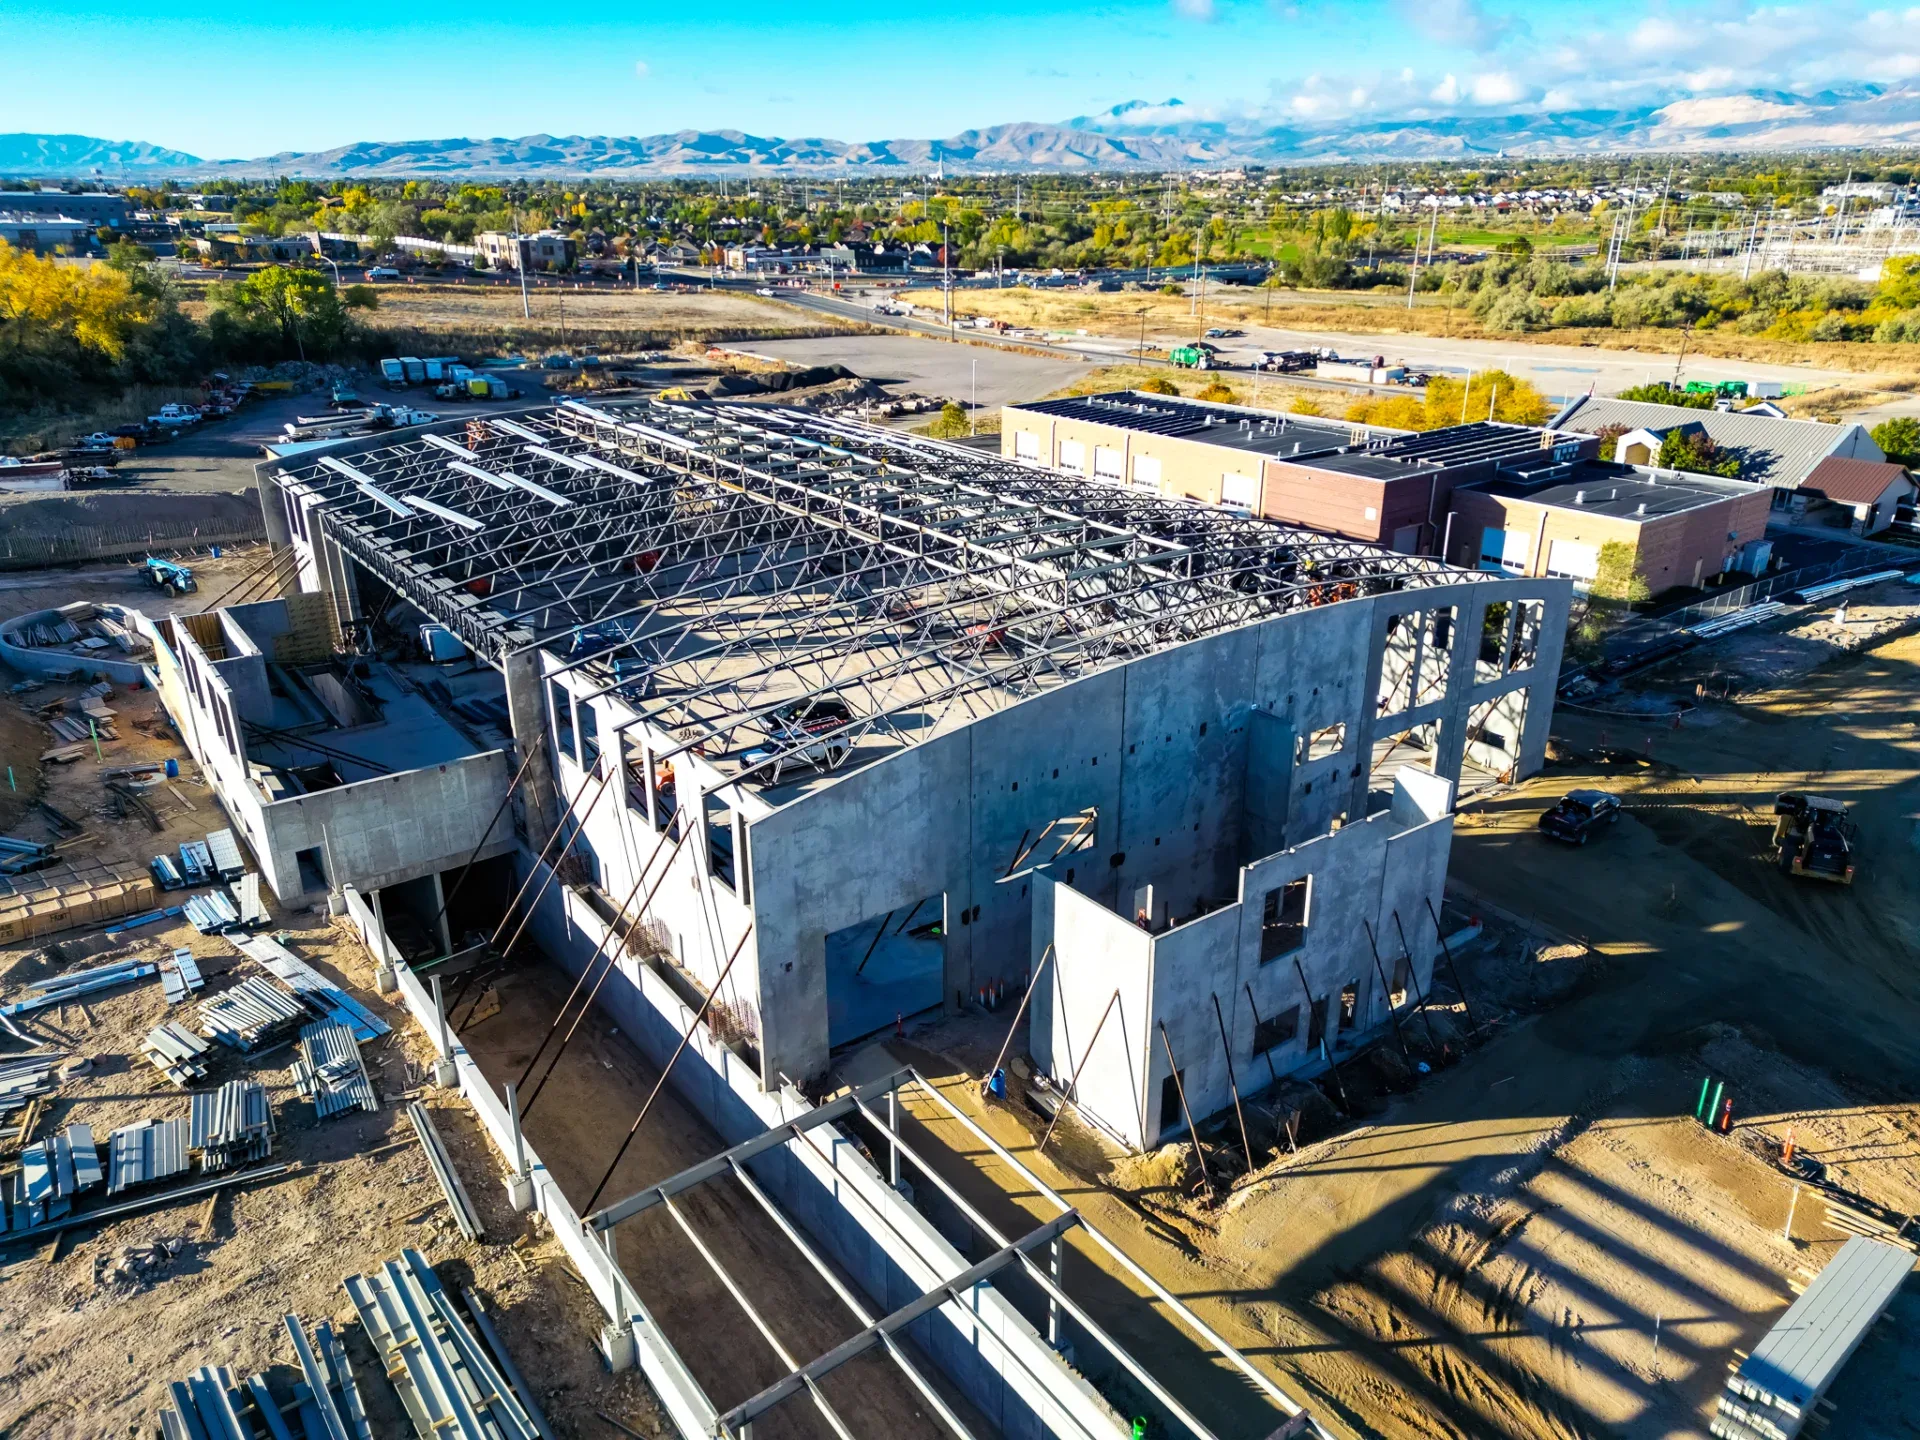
left=1220, top=472, right=1258, bottom=510
left=1094, top=446, right=1124, bottom=480
left=1546, top=538, right=1600, bottom=581
left=1132, top=455, right=1162, bottom=489
left=1058, top=439, right=1086, bottom=471
left=1014, top=429, right=1040, bottom=460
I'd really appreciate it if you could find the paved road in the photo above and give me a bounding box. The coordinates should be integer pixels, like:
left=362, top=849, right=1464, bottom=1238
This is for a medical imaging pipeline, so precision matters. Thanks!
left=742, top=281, right=1882, bottom=412
left=728, top=334, right=1093, bottom=408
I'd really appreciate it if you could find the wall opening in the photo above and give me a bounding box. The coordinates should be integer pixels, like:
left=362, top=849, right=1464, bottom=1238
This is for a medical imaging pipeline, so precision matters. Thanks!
left=1158, top=1070, right=1186, bottom=1138
left=1254, top=1003, right=1299, bottom=1055
left=294, top=845, right=327, bottom=894
left=1307, top=994, right=1328, bottom=1048
left=703, top=792, right=736, bottom=891
left=1259, top=878, right=1310, bottom=961
left=578, top=696, right=601, bottom=773
left=550, top=678, right=577, bottom=763
left=824, top=893, right=946, bottom=1048
left=1369, top=722, right=1438, bottom=798
left=1338, top=981, right=1359, bottom=1031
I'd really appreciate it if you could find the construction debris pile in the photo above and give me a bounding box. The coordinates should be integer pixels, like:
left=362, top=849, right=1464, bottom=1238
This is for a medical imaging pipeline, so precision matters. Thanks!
left=0, top=1052, right=58, bottom=1118
left=6, top=602, right=152, bottom=668
left=160, top=947, right=205, bottom=1004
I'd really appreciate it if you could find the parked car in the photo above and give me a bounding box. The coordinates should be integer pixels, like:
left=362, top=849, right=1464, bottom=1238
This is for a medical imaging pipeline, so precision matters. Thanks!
left=755, top=286, right=777, bottom=296
left=1538, top=789, right=1621, bottom=844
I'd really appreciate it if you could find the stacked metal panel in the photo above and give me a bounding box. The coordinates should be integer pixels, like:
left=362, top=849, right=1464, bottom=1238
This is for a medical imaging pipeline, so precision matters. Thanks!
left=106, top=1117, right=191, bottom=1194
left=144, top=1021, right=212, bottom=1087
left=179, top=839, right=214, bottom=885
left=231, top=934, right=389, bottom=1041
left=161, top=947, right=206, bottom=1004
left=185, top=889, right=243, bottom=935
left=204, top=827, right=247, bottom=881
left=199, top=976, right=306, bottom=1050
left=344, top=1251, right=544, bottom=1440
left=4, top=1124, right=101, bottom=1231
left=0, top=1053, right=57, bottom=1116
left=189, top=1080, right=274, bottom=1173
left=290, top=1020, right=378, bottom=1119
left=231, top=872, right=270, bottom=929
left=1712, top=1236, right=1915, bottom=1440
left=284, top=1311, right=377, bottom=1440
left=157, top=1347, right=374, bottom=1440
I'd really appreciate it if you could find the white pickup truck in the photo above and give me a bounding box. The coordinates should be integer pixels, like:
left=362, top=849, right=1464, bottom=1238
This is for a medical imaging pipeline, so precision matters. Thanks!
left=146, top=403, right=202, bottom=429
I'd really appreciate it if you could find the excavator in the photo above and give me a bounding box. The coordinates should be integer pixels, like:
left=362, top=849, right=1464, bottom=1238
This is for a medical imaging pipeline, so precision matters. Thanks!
left=1772, top=793, right=1857, bottom=885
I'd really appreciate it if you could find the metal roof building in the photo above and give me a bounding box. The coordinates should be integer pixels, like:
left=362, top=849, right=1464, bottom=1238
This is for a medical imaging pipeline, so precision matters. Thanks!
left=258, top=400, right=1569, bottom=1096
left=1550, top=395, right=1883, bottom=492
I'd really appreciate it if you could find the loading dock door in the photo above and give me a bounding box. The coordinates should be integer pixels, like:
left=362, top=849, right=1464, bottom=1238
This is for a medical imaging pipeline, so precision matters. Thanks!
left=823, top=893, right=945, bottom=1047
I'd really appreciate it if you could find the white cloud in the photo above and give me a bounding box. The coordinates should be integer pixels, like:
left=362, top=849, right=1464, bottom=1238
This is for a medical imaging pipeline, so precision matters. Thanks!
left=1173, top=0, right=1217, bottom=20
left=1469, top=71, right=1524, bottom=104
left=1431, top=74, right=1462, bottom=104
left=1400, top=0, right=1523, bottom=51
left=634, top=60, right=651, bottom=79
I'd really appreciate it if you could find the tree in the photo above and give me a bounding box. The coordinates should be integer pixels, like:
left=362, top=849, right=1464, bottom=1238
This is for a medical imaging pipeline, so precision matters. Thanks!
left=1617, top=381, right=1714, bottom=408
left=1656, top=428, right=1742, bottom=478
left=1590, top=540, right=1651, bottom=603
left=928, top=400, right=970, bottom=438
left=1871, top=416, right=1920, bottom=467
left=208, top=265, right=356, bottom=362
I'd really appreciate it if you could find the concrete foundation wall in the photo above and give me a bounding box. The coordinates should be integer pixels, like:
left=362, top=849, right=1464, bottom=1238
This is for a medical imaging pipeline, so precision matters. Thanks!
left=141, top=611, right=514, bottom=906
left=739, top=579, right=1565, bottom=1089
left=1046, top=770, right=1455, bottom=1150
left=521, top=866, right=1131, bottom=1440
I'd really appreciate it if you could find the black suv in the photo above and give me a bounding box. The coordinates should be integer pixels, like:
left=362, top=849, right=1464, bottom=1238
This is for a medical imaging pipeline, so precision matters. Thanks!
left=1539, top=789, right=1621, bottom=844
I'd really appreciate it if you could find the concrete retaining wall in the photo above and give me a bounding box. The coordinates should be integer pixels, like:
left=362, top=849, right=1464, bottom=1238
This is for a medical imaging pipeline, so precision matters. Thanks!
left=339, top=886, right=719, bottom=1439
left=520, top=863, right=1129, bottom=1440
left=0, top=491, right=265, bottom=570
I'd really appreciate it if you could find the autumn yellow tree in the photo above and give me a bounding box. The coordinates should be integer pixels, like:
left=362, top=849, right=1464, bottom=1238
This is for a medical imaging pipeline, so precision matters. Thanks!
left=1345, top=370, right=1550, bottom=430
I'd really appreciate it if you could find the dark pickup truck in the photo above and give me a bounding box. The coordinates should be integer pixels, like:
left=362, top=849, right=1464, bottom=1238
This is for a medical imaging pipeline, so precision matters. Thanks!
left=1539, top=789, right=1621, bottom=844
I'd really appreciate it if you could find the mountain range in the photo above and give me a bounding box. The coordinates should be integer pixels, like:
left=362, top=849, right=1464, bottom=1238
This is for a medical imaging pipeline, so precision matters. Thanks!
left=8, top=87, right=1920, bottom=177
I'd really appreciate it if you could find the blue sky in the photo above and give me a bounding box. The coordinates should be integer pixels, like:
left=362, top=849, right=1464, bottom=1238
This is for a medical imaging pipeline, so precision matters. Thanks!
left=2, top=0, right=1915, bottom=155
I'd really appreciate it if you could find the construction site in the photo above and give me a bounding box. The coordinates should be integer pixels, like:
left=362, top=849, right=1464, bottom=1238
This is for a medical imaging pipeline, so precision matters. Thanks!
left=0, top=396, right=1916, bottom=1440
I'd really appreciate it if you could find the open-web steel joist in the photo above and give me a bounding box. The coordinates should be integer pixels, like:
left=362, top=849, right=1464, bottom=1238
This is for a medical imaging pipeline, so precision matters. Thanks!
left=273, top=400, right=1494, bottom=788
left=584, top=1068, right=1322, bottom=1440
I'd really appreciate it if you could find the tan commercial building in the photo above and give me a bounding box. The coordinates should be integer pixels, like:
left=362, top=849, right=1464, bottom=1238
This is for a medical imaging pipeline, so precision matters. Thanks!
left=1002, top=392, right=1379, bottom=511
left=1445, top=460, right=1774, bottom=595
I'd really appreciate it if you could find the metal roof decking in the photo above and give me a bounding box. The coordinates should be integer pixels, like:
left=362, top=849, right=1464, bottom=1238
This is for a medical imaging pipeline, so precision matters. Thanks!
left=273, top=400, right=1501, bottom=791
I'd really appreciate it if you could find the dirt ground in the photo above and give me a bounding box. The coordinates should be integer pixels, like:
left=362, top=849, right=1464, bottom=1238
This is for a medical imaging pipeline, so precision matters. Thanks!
left=862, top=617, right=1920, bottom=1440
left=331, top=282, right=858, bottom=354
left=897, top=285, right=1920, bottom=381
left=0, top=682, right=658, bottom=1440
left=456, top=962, right=979, bottom=1440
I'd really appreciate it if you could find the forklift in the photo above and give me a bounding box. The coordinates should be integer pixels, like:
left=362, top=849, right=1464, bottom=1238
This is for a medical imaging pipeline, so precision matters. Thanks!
left=1772, top=792, right=1857, bottom=885
left=143, top=555, right=197, bottom=597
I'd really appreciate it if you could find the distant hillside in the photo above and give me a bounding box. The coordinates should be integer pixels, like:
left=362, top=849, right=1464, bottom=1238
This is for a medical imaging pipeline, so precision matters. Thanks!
left=8, top=87, right=1920, bottom=177
left=0, top=133, right=205, bottom=174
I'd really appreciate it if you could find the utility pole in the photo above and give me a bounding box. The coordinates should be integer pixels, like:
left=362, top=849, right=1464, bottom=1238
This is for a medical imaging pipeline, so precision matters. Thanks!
left=512, top=214, right=531, bottom=320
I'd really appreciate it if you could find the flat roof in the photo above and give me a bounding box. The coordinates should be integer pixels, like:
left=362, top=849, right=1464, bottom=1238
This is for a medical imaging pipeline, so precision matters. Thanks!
left=1010, top=392, right=1379, bottom=458
left=1275, top=422, right=1591, bottom=484
left=1477, top=459, right=1758, bottom=519
left=272, top=400, right=1501, bottom=794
